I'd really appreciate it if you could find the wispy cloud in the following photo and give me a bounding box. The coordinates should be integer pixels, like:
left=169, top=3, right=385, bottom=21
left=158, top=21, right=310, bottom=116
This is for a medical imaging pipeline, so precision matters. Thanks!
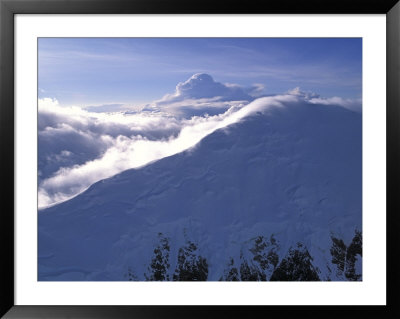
left=308, top=96, right=362, bottom=112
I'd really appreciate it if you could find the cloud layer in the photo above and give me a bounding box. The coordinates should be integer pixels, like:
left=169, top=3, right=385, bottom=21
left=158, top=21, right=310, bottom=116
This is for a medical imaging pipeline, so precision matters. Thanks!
left=38, top=98, right=183, bottom=181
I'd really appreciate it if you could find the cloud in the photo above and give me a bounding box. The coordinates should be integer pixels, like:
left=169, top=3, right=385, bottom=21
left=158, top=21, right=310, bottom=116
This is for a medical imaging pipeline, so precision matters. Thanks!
left=145, top=97, right=247, bottom=118
left=143, top=73, right=258, bottom=118
left=287, top=87, right=319, bottom=99
left=287, top=87, right=361, bottom=112
left=38, top=98, right=181, bottom=137
left=246, top=83, right=267, bottom=97
left=163, top=73, right=253, bottom=102
left=307, top=96, right=362, bottom=113
left=83, top=104, right=126, bottom=113
left=38, top=98, right=182, bottom=182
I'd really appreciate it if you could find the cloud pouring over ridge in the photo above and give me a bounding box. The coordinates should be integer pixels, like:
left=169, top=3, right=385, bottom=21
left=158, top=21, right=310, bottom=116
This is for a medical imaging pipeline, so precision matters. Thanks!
left=38, top=74, right=361, bottom=208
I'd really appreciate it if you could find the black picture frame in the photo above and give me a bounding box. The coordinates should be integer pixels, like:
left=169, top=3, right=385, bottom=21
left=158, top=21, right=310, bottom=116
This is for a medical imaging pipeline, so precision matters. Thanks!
left=1, top=0, right=399, bottom=318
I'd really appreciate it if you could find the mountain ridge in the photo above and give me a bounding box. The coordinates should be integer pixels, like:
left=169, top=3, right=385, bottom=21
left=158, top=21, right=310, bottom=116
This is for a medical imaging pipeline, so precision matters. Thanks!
left=39, top=98, right=362, bottom=281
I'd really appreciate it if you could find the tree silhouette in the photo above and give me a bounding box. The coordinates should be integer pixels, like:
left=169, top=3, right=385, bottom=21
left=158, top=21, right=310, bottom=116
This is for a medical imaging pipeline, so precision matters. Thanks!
left=173, top=241, right=208, bottom=281
left=270, top=243, right=320, bottom=281
left=145, top=233, right=171, bottom=281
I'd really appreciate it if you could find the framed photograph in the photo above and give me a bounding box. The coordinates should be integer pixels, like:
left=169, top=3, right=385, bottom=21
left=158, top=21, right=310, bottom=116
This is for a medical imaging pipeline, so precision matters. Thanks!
left=1, top=0, right=399, bottom=318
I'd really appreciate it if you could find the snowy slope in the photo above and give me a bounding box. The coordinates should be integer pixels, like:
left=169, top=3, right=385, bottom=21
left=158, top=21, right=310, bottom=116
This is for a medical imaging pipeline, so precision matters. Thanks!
left=38, top=97, right=362, bottom=281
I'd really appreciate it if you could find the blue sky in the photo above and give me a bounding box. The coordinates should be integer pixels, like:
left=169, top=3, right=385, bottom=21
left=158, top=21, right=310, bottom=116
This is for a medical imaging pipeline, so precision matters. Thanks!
left=38, top=38, right=362, bottom=107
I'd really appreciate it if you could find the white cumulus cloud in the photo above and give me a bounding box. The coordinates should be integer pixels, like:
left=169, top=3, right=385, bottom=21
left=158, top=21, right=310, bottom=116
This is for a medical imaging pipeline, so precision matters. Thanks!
left=142, top=73, right=266, bottom=118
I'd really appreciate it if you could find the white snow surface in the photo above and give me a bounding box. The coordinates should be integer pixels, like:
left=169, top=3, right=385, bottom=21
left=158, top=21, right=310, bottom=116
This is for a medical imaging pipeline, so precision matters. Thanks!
left=38, top=96, right=362, bottom=281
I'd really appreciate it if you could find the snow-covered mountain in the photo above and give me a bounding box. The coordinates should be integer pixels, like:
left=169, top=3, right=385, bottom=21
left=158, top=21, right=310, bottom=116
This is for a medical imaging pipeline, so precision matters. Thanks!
left=38, top=96, right=362, bottom=281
